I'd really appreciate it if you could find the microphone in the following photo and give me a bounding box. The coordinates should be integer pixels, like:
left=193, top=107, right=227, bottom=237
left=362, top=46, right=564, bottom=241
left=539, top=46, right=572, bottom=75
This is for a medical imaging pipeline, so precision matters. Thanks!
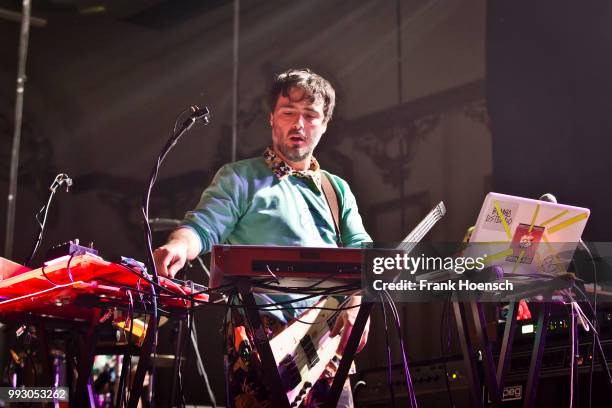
left=59, top=174, right=73, bottom=192
left=539, top=193, right=557, bottom=203
left=51, top=173, right=73, bottom=193
left=539, top=192, right=593, bottom=265
left=166, top=105, right=211, bottom=151
left=189, top=105, right=211, bottom=123
left=25, top=172, right=74, bottom=266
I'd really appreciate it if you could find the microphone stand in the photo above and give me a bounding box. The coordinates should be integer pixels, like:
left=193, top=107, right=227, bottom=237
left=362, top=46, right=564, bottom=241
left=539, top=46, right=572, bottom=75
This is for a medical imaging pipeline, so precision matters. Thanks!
left=24, top=173, right=73, bottom=267
left=143, top=105, right=210, bottom=284
left=127, top=106, right=210, bottom=408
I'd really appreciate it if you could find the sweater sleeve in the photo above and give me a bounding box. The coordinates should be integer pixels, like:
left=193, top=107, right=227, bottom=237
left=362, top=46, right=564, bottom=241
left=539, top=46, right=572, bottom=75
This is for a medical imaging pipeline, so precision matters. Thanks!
left=180, top=164, right=246, bottom=254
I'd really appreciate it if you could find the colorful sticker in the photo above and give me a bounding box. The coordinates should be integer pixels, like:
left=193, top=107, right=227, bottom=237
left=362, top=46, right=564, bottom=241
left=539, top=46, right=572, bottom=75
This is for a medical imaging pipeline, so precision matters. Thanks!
left=505, top=223, right=545, bottom=264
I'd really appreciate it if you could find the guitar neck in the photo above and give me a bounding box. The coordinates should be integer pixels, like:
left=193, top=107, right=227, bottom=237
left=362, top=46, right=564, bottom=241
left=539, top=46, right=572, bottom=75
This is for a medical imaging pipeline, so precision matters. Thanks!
left=397, top=201, right=446, bottom=252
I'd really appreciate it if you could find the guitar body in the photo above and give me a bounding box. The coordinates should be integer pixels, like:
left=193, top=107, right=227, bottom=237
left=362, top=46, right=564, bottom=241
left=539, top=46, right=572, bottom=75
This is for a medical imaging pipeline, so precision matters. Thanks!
left=269, top=296, right=341, bottom=407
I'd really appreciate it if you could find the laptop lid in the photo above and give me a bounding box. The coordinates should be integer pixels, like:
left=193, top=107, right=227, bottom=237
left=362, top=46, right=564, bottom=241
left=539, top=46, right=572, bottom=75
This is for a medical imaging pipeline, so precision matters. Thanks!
left=468, top=192, right=590, bottom=276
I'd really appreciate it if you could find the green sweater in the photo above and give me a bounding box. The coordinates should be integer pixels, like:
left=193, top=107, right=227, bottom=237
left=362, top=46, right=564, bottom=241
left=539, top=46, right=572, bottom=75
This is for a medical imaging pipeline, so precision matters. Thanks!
left=181, top=156, right=371, bottom=321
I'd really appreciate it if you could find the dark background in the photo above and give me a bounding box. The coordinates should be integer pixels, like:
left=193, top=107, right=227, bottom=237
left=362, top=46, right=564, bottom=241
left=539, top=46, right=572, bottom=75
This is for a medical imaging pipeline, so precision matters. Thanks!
left=1, top=0, right=611, bottom=405
left=487, top=0, right=612, bottom=242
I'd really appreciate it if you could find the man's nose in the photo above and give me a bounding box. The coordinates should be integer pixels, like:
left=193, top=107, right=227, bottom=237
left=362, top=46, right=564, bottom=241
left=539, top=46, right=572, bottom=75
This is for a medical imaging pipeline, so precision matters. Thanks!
left=291, top=115, right=305, bottom=129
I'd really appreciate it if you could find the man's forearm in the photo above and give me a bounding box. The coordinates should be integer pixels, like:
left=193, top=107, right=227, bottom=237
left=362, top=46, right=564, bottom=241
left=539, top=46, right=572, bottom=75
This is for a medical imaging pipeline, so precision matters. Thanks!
left=167, top=227, right=202, bottom=260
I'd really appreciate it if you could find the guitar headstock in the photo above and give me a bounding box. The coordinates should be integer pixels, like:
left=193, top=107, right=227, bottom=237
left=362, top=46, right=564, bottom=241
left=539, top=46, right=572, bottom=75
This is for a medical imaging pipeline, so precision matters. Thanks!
left=399, top=201, right=446, bottom=249
left=434, top=201, right=446, bottom=221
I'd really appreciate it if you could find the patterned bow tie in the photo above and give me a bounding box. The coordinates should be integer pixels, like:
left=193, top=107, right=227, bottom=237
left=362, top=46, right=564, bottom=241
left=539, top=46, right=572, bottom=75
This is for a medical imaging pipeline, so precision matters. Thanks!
left=263, top=147, right=322, bottom=190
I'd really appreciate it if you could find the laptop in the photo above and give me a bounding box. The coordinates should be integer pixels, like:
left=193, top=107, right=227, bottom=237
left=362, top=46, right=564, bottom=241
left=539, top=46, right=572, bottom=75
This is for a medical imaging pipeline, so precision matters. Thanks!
left=468, top=192, right=590, bottom=277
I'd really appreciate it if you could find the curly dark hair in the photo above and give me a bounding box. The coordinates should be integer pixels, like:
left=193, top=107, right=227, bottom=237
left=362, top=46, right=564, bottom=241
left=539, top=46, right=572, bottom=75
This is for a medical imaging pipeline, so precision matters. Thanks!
left=268, top=68, right=336, bottom=123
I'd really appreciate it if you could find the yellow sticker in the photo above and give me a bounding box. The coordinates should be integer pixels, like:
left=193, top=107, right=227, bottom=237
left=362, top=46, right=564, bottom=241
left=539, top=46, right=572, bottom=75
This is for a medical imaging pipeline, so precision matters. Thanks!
left=547, top=212, right=588, bottom=235
left=493, top=200, right=513, bottom=241
left=528, top=204, right=541, bottom=233
left=541, top=210, right=568, bottom=226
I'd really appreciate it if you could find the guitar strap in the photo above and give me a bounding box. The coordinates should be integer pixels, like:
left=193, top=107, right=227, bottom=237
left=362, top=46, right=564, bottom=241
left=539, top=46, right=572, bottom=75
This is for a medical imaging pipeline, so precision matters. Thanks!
left=321, top=172, right=343, bottom=247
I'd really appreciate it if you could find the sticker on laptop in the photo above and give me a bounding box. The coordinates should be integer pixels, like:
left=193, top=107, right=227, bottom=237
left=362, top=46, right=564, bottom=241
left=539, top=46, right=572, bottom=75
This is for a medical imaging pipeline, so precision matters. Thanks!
left=505, top=223, right=545, bottom=264
left=482, top=201, right=519, bottom=233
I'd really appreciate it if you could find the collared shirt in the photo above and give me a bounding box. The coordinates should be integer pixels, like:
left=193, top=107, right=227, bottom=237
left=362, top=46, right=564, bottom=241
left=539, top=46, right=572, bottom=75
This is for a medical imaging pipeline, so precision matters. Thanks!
left=263, top=146, right=322, bottom=191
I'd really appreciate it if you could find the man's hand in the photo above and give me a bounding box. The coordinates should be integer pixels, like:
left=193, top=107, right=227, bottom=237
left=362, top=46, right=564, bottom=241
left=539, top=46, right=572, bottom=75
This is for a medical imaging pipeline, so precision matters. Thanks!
left=153, top=240, right=188, bottom=278
left=153, top=228, right=200, bottom=278
left=330, top=295, right=370, bottom=354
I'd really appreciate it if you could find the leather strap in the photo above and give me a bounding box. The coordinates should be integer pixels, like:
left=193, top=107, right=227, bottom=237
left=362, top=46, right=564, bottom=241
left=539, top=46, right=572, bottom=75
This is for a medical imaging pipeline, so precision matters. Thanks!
left=321, top=172, right=343, bottom=246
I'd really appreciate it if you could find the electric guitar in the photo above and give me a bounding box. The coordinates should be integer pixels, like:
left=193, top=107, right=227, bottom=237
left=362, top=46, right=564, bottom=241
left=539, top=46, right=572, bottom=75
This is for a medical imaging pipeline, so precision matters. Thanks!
left=268, top=201, right=446, bottom=406
left=269, top=296, right=341, bottom=407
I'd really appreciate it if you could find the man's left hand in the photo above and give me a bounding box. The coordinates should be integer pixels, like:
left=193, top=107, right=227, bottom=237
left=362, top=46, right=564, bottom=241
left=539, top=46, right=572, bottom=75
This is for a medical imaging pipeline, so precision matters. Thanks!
left=330, top=295, right=370, bottom=354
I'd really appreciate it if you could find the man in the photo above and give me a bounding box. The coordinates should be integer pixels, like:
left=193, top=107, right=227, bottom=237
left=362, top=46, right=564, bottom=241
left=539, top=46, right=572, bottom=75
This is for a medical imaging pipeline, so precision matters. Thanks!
left=154, top=68, right=371, bottom=407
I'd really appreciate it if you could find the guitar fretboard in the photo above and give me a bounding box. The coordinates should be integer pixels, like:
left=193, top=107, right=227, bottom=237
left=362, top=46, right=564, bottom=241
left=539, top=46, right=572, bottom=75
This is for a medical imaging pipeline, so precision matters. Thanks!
left=397, top=201, right=446, bottom=253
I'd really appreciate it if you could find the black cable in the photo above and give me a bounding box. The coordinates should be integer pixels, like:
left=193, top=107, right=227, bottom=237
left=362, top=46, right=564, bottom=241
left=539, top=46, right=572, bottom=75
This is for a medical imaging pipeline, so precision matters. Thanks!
left=40, top=263, right=63, bottom=286
left=280, top=271, right=353, bottom=290
left=581, top=241, right=598, bottom=408
left=253, top=281, right=360, bottom=294
left=246, top=288, right=356, bottom=308
left=566, top=280, right=580, bottom=408
left=256, top=300, right=363, bottom=313
left=119, top=261, right=359, bottom=304
left=382, top=291, right=417, bottom=408
left=176, top=279, right=217, bottom=407
left=78, top=274, right=360, bottom=317
left=222, top=293, right=234, bottom=406
left=140, top=105, right=210, bottom=405
left=248, top=290, right=325, bottom=307
left=26, top=189, right=54, bottom=266
left=571, top=288, right=601, bottom=337
left=66, top=252, right=76, bottom=282
left=291, top=295, right=348, bottom=327
left=150, top=287, right=159, bottom=407
left=116, top=262, right=232, bottom=299
left=440, top=294, right=456, bottom=408
left=176, top=313, right=190, bottom=408
left=172, top=107, right=195, bottom=133
left=116, top=290, right=135, bottom=408
left=97, top=263, right=366, bottom=318
left=570, top=286, right=612, bottom=385
left=171, top=286, right=190, bottom=406
left=183, top=283, right=194, bottom=407
left=379, top=296, right=396, bottom=408
left=126, top=307, right=135, bottom=407
left=115, top=263, right=211, bottom=298
left=142, top=105, right=210, bottom=285
left=568, top=301, right=577, bottom=407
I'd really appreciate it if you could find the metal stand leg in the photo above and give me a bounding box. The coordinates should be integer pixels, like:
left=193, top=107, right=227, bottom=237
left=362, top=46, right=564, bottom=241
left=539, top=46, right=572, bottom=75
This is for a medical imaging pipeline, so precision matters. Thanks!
left=36, top=320, right=53, bottom=385
left=523, top=302, right=550, bottom=408
left=74, top=309, right=102, bottom=407
left=453, top=301, right=483, bottom=408
left=237, top=280, right=290, bottom=408
left=115, top=342, right=135, bottom=408
left=470, top=301, right=501, bottom=404
left=325, top=302, right=374, bottom=408
left=128, top=315, right=160, bottom=408
left=496, top=300, right=518, bottom=390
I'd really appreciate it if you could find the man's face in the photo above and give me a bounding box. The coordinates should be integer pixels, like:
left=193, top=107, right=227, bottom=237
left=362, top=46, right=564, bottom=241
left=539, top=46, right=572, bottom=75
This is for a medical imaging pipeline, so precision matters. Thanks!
left=269, top=86, right=327, bottom=167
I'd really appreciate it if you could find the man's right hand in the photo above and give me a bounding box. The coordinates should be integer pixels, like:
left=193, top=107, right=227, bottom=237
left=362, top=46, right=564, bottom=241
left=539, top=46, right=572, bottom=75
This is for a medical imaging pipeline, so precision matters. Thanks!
left=153, top=228, right=201, bottom=278
left=153, top=240, right=188, bottom=278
